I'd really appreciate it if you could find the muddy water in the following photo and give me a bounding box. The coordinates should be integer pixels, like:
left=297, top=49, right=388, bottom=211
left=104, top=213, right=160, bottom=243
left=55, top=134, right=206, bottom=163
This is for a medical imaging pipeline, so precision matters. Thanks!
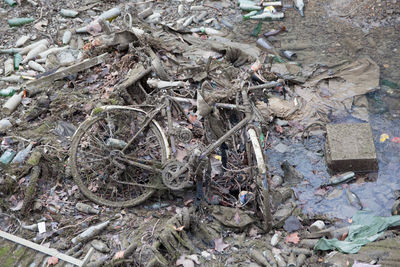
left=231, top=0, right=400, bottom=219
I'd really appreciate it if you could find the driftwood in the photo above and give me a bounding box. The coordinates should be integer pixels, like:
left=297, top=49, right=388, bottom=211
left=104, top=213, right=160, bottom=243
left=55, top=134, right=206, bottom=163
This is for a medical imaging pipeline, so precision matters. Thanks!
left=26, top=53, right=108, bottom=91
left=0, top=230, right=94, bottom=266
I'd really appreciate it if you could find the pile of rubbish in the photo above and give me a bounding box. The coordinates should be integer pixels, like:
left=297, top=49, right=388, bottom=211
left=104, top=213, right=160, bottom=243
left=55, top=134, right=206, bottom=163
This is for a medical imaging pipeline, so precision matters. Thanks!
left=0, top=0, right=399, bottom=266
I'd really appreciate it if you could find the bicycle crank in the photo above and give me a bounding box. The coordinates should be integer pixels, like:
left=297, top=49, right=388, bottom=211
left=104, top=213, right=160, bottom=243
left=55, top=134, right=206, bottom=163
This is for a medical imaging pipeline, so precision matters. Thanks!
left=162, top=160, right=191, bottom=190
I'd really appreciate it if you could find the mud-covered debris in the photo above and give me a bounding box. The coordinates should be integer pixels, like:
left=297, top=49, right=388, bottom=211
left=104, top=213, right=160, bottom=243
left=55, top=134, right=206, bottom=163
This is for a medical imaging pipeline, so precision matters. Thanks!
left=54, top=121, right=77, bottom=138
left=91, top=239, right=109, bottom=253
left=0, top=119, right=12, bottom=132
left=310, top=220, right=325, bottom=233
left=212, top=205, right=255, bottom=228
left=71, top=220, right=110, bottom=244
left=76, top=203, right=100, bottom=215
left=250, top=249, right=272, bottom=267
left=3, top=91, right=24, bottom=114
left=12, top=142, right=33, bottom=163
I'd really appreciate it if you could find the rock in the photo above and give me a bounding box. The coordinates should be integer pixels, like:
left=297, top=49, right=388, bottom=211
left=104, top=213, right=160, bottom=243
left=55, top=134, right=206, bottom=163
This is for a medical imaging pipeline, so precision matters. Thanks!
left=310, top=220, right=325, bottom=233
left=276, top=119, right=288, bottom=126
left=283, top=216, right=302, bottom=232
left=274, top=143, right=289, bottom=153
left=271, top=175, right=283, bottom=188
left=274, top=202, right=294, bottom=221
left=57, top=50, right=76, bottom=65
left=270, top=232, right=281, bottom=246
left=281, top=160, right=304, bottom=184
left=87, top=10, right=97, bottom=17
left=201, top=251, right=211, bottom=260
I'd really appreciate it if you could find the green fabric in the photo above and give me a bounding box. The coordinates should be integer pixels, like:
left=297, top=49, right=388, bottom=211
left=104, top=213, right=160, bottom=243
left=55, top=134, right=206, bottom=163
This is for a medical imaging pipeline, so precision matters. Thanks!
left=314, top=211, right=400, bottom=253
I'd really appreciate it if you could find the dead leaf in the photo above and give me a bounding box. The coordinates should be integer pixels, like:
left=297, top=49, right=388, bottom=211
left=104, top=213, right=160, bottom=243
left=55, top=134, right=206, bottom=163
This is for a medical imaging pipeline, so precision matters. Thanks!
left=314, top=187, right=327, bottom=196
left=275, top=124, right=284, bottom=134
left=340, top=231, right=348, bottom=241
left=214, top=238, right=229, bottom=252
left=176, top=255, right=194, bottom=267
left=46, top=256, right=58, bottom=267
left=249, top=227, right=258, bottom=237
left=285, top=232, right=300, bottom=244
left=10, top=200, right=24, bottom=211
left=34, top=19, right=48, bottom=31
left=234, top=210, right=240, bottom=225
left=114, top=250, right=124, bottom=260
left=173, top=225, right=185, bottom=231
left=87, top=21, right=102, bottom=35
left=175, top=149, right=187, bottom=162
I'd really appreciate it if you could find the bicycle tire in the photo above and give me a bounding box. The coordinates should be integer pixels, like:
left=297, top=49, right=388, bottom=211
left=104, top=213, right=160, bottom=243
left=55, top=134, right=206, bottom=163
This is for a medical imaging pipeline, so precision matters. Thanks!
left=70, top=106, right=169, bottom=207
left=248, top=128, right=273, bottom=232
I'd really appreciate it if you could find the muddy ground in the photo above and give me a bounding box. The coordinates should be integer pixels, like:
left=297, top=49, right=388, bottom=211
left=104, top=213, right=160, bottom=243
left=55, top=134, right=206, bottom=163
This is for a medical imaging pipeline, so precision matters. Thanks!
left=0, top=0, right=399, bottom=266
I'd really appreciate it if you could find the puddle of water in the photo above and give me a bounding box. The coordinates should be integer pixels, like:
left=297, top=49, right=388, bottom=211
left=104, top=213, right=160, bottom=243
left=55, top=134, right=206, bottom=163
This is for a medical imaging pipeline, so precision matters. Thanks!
left=266, top=89, right=400, bottom=221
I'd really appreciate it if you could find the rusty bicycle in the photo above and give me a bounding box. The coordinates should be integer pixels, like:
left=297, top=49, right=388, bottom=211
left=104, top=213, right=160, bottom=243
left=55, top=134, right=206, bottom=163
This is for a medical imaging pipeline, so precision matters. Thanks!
left=69, top=78, right=273, bottom=230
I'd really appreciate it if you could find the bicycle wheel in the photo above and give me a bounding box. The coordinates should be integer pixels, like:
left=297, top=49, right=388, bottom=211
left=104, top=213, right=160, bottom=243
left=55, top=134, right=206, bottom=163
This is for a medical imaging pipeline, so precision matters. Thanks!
left=70, top=106, right=169, bottom=207
left=247, top=128, right=273, bottom=232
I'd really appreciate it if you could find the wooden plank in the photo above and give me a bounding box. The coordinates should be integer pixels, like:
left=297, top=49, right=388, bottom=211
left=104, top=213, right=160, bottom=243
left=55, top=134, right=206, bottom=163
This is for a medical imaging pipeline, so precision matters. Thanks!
left=25, top=53, right=108, bottom=90
left=0, top=230, right=83, bottom=266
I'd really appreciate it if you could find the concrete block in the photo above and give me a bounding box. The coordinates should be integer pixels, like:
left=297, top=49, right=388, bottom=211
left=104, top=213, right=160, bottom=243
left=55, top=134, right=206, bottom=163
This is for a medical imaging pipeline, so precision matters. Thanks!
left=325, top=123, right=378, bottom=172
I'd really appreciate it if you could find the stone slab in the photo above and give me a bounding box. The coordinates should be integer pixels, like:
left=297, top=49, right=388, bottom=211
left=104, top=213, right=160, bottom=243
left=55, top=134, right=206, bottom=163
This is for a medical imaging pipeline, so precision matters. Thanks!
left=325, top=123, right=378, bottom=172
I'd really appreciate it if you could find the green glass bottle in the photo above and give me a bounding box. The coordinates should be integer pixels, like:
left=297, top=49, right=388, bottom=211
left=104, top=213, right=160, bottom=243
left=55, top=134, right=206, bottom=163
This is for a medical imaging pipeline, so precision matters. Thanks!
left=8, top=18, right=34, bottom=27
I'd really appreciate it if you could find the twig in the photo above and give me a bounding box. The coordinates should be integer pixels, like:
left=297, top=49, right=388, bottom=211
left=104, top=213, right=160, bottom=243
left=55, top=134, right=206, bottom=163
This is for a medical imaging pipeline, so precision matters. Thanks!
left=0, top=212, right=21, bottom=234
left=150, top=219, right=160, bottom=237
left=57, top=215, right=97, bottom=232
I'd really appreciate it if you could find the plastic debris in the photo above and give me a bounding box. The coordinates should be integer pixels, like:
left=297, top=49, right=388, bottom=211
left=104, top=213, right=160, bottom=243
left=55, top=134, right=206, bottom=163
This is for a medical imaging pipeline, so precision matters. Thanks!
left=315, top=211, right=400, bottom=253
left=294, top=0, right=304, bottom=16
left=60, top=9, right=79, bottom=18
left=379, top=133, right=389, bottom=142
left=392, top=137, right=400, bottom=144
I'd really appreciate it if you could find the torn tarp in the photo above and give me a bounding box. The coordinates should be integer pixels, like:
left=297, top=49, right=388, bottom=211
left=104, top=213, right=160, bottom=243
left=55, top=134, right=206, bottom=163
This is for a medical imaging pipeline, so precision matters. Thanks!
left=314, top=210, right=400, bottom=254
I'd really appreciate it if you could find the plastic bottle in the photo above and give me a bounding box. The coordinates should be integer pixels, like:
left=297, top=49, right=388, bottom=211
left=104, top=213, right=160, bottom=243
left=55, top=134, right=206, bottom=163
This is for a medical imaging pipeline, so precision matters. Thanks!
left=11, top=143, right=33, bottom=163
